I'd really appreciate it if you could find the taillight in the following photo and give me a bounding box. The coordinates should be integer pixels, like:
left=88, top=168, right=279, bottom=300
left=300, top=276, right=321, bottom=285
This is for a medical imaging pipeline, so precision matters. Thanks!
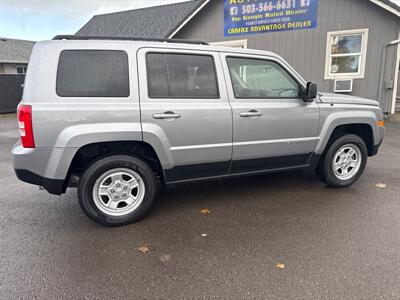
left=18, top=105, right=35, bottom=148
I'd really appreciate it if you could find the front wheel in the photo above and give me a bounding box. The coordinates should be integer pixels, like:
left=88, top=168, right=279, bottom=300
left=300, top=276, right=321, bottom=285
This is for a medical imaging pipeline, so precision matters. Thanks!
left=78, top=155, right=158, bottom=226
left=316, top=134, right=368, bottom=188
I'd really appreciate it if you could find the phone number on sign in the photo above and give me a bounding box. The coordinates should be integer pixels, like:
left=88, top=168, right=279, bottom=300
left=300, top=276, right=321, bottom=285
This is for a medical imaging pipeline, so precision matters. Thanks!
left=239, top=0, right=310, bottom=15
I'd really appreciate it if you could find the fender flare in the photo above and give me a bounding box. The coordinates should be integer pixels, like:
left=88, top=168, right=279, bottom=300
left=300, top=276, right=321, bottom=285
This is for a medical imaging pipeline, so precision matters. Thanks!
left=49, top=122, right=173, bottom=179
left=315, top=111, right=378, bottom=154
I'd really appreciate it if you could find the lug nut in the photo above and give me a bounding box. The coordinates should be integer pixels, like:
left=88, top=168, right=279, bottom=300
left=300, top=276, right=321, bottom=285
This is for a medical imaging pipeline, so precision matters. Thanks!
left=122, top=193, right=127, bottom=197
left=111, top=189, right=115, bottom=193
left=114, top=195, right=119, bottom=199
left=116, top=183, right=121, bottom=187
left=123, top=186, right=128, bottom=190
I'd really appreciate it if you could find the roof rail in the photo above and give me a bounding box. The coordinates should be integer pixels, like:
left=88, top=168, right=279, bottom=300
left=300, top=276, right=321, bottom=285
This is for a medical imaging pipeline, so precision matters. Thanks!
left=53, top=35, right=209, bottom=45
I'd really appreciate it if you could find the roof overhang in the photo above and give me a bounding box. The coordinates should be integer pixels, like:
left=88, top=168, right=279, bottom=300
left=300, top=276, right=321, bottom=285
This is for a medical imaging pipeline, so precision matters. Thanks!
left=169, top=0, right=399, bottom=38
left=369, top=0, right=400, bottom=17
left=0, top=60, right=28, bottom=64
left=168, top=0, right=211, bottom=38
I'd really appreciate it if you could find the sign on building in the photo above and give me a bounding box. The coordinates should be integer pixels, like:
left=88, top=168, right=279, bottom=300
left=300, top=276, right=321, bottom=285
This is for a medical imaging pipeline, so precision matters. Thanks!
left=224, top=0, right=319, bottom=37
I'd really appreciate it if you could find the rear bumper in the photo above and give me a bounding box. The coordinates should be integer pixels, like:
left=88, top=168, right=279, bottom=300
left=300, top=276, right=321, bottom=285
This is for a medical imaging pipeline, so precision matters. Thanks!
left=11, top=142, right=75, bottom=195
left=14, top=169, right=66, bottom=195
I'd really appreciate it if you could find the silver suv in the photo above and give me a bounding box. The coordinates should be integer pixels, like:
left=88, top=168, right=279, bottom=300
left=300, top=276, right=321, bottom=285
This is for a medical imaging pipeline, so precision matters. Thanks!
left=12, top=36, right=385, bottom=226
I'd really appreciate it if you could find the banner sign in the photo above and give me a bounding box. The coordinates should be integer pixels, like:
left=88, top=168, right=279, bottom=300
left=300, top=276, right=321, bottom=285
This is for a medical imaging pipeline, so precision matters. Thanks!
left=224, top=0, right=318, bottom=37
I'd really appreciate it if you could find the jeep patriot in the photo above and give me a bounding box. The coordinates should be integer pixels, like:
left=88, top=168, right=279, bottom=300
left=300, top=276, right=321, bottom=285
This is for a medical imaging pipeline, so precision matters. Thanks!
left=12, top=36, right=385, bottom=226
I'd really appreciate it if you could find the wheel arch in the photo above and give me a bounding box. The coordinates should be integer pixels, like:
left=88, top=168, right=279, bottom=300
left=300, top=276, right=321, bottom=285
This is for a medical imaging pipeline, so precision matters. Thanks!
left=325, top=124, right=374, bottom=156
left=67, top=140, right=166, bottom=186
left=316, top=112, right=379, bottom=156
left=50, top=123, right=173, bottom=187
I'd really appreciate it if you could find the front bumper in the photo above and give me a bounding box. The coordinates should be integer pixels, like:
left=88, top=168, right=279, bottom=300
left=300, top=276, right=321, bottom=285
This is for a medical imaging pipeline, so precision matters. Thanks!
left=370, top=144, right=381, bottom=156
left=370, top=126, right=384, bottom=156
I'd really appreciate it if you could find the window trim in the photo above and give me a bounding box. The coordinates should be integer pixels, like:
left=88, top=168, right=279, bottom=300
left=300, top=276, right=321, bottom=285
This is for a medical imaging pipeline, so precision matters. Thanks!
left=225, top=56, right=303, bottom=100
left=145, top=52, right=220, bottom=99
left=211, top=39, right=248, bottom=49
left=324, top=28, right=369, bottom=80
left=16, top=66, right=27, bottom=74
left=56, top=49, right=130, bottom=98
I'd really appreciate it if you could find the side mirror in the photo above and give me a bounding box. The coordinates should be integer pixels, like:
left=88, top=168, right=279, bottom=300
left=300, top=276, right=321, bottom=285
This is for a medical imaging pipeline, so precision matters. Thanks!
left=304, top=82, right=317, bottom=102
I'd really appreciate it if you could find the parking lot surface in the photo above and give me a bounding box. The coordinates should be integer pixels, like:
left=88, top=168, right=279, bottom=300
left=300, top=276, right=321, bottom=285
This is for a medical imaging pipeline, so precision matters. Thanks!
left=1, top=113, right=399, bottom=299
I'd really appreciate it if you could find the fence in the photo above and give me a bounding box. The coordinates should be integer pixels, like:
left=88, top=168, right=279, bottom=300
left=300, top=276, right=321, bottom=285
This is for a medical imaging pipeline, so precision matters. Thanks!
left=0, top=74, right=25, bottom=113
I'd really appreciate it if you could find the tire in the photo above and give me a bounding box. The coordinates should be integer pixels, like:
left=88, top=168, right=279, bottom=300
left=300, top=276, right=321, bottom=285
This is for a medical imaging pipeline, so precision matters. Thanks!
left=78, top=155, right=158, bottom=227
left=316, top=134, right=368, bottom=188
left=315, top=160, right=327, bottom=184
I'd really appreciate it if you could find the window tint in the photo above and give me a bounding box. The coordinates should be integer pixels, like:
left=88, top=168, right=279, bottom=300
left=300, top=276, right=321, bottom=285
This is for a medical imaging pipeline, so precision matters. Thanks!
left=226, top=57, right=300, bottom=99
left=147, top=53, right=219, bottom=98
left=57, top=50, right=129, bottom=97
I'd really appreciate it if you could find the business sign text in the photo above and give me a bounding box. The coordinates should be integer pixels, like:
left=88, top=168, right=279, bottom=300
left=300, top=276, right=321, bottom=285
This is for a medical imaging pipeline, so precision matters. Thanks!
left=224, top=0, right=318, bottom=37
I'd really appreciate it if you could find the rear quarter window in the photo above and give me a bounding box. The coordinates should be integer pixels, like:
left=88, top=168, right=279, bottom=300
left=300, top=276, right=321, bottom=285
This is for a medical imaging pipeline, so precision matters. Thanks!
left=56, top=50, right=130, bottom=97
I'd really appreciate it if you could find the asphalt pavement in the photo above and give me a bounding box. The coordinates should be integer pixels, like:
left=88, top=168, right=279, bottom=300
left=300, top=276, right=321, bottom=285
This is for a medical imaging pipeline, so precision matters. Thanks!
left=1, top=113, right=399, bottom=299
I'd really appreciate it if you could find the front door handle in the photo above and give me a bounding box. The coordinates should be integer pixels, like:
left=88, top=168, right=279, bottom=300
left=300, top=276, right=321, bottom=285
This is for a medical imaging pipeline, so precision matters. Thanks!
left=153, top=111, right=181, bottom=120
left=240, top=110, right=263, bottom=118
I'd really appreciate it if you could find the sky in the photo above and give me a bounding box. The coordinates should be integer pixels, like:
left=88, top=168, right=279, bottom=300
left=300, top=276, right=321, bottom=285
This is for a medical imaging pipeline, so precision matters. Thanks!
left=1, top=0, right=400, bottom=42
left=0, top=0, right=190, bottom=41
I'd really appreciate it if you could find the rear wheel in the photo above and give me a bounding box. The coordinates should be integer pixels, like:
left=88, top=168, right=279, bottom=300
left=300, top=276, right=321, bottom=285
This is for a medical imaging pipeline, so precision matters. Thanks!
left=316, top=134, right=368, bottom=188
left=78, top=155, right=158, bottom=226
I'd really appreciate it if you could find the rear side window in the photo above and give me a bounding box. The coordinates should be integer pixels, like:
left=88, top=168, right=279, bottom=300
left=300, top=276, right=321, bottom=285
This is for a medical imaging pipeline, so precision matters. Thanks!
left=56, top=50, right=129, bottom=97
left=146, top=53, right=219, bottom=98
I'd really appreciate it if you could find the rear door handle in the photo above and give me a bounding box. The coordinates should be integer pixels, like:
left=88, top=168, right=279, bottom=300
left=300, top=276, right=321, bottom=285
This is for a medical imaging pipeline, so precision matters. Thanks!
left=240, top=110, right=263, bottom=118
left=153, top=111, right=181, bottom=120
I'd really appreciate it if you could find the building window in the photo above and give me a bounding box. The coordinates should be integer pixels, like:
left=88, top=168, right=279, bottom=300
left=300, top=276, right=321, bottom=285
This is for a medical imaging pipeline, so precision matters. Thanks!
left=16, top=66, right=27, bottom=74
left=211, top=39, right=248, bottom=49
left=325, top=29, right=369, bottom=80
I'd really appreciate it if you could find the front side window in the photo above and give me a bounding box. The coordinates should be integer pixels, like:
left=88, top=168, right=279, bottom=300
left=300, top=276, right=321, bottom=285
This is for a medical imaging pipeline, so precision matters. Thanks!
left=56, top=50, right=129, bottom=97
left=146, top=53, right=219, bottom=98
left=325, top=29, right=368, bottom=79
left=226, top=57, right=300, bottom=99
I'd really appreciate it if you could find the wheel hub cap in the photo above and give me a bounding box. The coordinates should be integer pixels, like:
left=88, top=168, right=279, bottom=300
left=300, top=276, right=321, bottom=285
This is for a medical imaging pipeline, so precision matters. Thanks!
left=332, top=144, right=362, bottom=181
left=93, top=168, right=145, bottom=217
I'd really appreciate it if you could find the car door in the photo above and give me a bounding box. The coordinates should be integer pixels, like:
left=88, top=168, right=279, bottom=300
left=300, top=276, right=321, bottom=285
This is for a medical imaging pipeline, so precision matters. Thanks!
left=137, top=48, right=232, bottom=182
left=220, top=53, right=320, bottom=173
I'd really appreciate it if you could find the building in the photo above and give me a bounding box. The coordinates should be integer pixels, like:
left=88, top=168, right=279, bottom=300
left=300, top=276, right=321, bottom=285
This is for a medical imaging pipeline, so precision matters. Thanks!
left=0, top=38, right=35, bottom=74
left=76, top=0, right=203, bottom=39
left=0, top=38, right=34, bottom=113
left=78, top=0, right=400, bottom=114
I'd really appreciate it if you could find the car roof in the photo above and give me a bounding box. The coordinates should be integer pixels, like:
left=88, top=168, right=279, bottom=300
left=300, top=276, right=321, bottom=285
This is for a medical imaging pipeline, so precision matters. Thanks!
left=38, top=39, right=280, bottom=59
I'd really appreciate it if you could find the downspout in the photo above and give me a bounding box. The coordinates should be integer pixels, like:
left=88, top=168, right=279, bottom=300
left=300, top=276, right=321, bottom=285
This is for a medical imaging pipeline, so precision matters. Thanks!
left=378, top=38, right=400, bottom=113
